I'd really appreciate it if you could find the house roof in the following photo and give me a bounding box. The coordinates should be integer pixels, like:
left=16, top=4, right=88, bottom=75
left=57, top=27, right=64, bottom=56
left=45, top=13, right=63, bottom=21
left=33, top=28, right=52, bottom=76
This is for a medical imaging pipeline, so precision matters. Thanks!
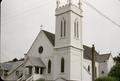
left=7, top=62, right=24, bottom=77
left=83, top=45, right=100, bottom=62
left=43, top=30, right=55, bottom=46
left=98, top=53, right=111, bottom=62
left=83, top=45, right=111, bottom=62
left=0, top=60, right=23, bottom=71
left=25, top=56, right=45, bottom=68
left=42, top=30, right=111, bottom=62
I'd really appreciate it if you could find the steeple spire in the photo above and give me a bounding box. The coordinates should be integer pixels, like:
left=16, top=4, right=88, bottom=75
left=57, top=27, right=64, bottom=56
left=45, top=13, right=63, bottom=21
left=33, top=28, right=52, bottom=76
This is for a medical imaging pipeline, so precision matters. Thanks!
left=56, top=0, right=82, bottom=10
left=78, top=0, right=82, bottom=9
left=67, top=0, right=72, bottom=5
left=56, top=0, right=60, bottom=8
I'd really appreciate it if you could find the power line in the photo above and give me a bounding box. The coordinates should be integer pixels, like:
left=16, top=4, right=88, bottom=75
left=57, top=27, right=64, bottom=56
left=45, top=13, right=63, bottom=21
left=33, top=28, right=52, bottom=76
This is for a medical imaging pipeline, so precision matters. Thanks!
left=83, top=0, right=120, bottom=28
left=3, top=0, right=120, bottom=28
left=2, top=0, right=55, bottom=25
left=2, top=0, right=51, bottom=20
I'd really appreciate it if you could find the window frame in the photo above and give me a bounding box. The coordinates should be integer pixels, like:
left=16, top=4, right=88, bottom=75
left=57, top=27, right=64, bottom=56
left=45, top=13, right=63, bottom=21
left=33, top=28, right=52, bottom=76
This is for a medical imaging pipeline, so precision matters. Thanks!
left=60, top=18, right=66, bottom=38
left=74, top=18, right=79, bottom=39
left=61, top=57, right=65, bottom=73
left=48, top=60, right=51, bottom=74
left=88, top=65, right=90, bottom=72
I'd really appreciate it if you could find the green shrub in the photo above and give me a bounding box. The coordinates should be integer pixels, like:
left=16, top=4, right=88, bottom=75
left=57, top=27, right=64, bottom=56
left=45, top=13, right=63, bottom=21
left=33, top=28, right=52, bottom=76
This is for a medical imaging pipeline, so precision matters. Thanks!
left=95, top=76, right=117, bottom=81
left=108, top=63, right=120, bottom=81
left=36, top=79, right=45, bottom=81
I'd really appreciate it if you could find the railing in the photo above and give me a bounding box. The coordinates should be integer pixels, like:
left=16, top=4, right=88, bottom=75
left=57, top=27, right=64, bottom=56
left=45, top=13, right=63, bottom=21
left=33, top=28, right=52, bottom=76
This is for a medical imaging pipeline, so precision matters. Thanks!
left=16, top=74, right=45, bottom=81
left=33, top=74, right=44, bottom=80
left=26, top=75, right=33, bottom=81
left=25, top=74, right=32, bottom=79
left=17, top=76, right=23, bottom=81
left=16, top=74, right=31, bottom=81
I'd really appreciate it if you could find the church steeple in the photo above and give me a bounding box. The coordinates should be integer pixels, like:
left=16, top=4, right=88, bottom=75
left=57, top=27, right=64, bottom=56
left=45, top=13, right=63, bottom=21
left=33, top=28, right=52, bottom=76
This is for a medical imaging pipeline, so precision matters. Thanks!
left=78, top=0, right=82, bottom=9
left=68, top=0, right=72, bottom=5
left=54, top=1, right=83, bottom=81
left=56, top=0, right=82, bottom=10
left=56, top=0, right=60, bottom=9
left=55, top=0, right=83, bottom=49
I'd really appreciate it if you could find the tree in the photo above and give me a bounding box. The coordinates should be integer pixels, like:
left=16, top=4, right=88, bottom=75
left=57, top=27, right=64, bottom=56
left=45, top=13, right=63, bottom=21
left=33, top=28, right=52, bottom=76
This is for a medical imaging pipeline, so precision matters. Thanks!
left=108, top=63, right=120, bottom=81
left=0, top=66, right=3, bottom=81
left=36, top=79, right=45, bottom=81
left=114, top=53, right=120, bottom=64
left=12, top=58, right=18, bottom=62
left=95, top=76, right=117, bottom=81
left=0, top=66, right=3, bottom=76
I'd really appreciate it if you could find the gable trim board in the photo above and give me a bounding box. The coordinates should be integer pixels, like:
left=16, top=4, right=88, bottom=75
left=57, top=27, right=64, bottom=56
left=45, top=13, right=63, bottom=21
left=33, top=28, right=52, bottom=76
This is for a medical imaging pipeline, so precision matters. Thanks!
left=26, top=30, right=54, bottom=57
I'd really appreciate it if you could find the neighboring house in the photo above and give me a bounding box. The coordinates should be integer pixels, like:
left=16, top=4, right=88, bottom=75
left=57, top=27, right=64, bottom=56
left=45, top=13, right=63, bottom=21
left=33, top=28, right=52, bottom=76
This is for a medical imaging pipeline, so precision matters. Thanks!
left=1, top=59, right=24, bottom=81
left=1, top=0, right=115, bottom=81
left=99, top=54, right=114, bottom=77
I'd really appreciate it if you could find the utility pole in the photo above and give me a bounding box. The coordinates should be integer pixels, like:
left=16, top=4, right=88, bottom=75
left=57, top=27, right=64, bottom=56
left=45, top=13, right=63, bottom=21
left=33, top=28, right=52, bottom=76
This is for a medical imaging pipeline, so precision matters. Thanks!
left=92, top=44, right=95, bottom=81
left=0, top=3, right=1, bottom=63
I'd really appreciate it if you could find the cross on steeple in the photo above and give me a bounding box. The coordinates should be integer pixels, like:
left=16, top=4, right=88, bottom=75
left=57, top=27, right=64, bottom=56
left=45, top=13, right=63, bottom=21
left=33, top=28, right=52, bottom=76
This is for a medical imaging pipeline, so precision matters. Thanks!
left=40, top=24, right=43, bottom=30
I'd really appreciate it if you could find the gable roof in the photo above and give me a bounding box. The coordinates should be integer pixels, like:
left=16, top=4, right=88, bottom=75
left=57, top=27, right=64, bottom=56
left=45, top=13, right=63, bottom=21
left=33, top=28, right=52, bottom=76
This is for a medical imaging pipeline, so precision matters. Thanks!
left=83, top=45, right=100, bottom=62
left=25, top=56, right=45, bottom=68
left=42, top=30, right=55, bottom=46
left=7, top=62, right=23, bottom=77
left=0, top=60, right=24, bottom=71
left=98, top=53, right=111, bottom=62
left=42, top=30, right=111, bottom=62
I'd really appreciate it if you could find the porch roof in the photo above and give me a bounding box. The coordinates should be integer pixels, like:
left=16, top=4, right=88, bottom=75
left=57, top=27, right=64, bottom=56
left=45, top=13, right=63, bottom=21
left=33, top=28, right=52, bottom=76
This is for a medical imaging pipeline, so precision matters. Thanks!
left=25, top=56, right=45, bottom=68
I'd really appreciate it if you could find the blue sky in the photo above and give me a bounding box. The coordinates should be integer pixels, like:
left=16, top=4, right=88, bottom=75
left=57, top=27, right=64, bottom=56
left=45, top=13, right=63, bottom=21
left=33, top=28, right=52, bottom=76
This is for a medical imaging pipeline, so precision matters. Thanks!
left=1, top=0, right=120, bottom=62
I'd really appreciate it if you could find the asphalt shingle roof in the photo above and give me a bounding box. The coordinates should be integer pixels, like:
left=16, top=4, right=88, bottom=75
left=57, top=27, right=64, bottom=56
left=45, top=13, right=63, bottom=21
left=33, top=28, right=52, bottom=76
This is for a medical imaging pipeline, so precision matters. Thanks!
left=42, top=30, right=111, bottom=62
left=43, top=30, right=55, bottom=46
left=98, top=53, right=111, bottom=62
left=83, top=45, right=100, bottom=62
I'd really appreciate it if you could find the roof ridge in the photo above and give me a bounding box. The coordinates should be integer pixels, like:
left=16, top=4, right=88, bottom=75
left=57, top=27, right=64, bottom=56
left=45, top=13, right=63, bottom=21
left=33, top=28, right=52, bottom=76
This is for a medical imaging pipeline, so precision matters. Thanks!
left=42, top=30, right=55, bottom=46
left=42, top=30, right=55, bottom=35
left=100, top=53, right=111, bottom=56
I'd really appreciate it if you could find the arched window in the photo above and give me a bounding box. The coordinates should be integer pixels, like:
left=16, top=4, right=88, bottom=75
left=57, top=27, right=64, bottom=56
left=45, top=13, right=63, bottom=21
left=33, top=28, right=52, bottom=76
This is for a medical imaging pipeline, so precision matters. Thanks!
left=74, top=18, right=79, bottom=38
left=77, top=21, right=79, bottom=38
left=74, top=21, right=76, bottom=37
left=64, top=20, right=66, bottom=37
left=95, top=67, right=97, bottom=78
left=88, top=65, right=90, bottom=72
left=61, top=57, right=65, bottom=73
left=48, top=60, right=51, bottom=73
left=60, top=18, right=66, bottom=38
left=61, top=21, right=63, bottom=37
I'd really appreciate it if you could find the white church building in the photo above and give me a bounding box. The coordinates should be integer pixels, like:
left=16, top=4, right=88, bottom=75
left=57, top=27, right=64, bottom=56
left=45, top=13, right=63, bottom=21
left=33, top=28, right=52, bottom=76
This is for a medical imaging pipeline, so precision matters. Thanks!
left=1, top=0, right=114, bottom=81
